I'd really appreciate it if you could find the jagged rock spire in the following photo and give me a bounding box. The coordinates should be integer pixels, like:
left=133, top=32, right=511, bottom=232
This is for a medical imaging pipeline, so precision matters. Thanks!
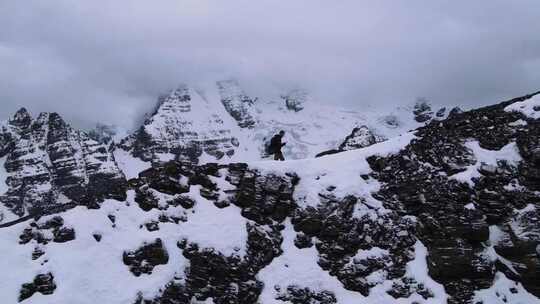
left=9, top=107, right=32, bottom=129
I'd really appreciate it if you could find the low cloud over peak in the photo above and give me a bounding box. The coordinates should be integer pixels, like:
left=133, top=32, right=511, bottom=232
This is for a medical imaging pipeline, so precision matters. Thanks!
left=1, top=0, right=539, bottom=129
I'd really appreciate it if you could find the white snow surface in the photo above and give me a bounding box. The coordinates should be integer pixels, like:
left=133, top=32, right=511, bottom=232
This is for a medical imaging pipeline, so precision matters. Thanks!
left=0, top=199, right=188, bottom=304
left=505, top=95, right=540, bottom=120
left=473, top=272, right=540, bottom=304
left=244, top=97, right=424, bottom=161
left=450, top=140, right=522, bottom=187
left=113, top=148, right=151, bottom=179
left=0, top=188, right=249, bottom=303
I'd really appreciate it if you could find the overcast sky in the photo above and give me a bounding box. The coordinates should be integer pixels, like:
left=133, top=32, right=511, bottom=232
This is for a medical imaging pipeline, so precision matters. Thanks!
left=1, top=0, right=539, bottom=129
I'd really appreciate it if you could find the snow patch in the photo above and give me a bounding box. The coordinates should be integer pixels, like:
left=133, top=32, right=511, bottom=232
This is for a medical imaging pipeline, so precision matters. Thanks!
left=113, top=148, right=151, bottom=179
left=504, top=95, right=540, bottom=120
left=0, top=156, right=8, bottom=195
left=178, top=186, right=248, bottom=257
left=450, top=141, right=522, bottom=187
left=473, top=272, right=540, bottom=304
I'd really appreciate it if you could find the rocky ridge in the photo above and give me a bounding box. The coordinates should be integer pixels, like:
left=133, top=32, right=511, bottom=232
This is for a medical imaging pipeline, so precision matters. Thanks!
left=0, top=92, right=538, bottom=304
left=0, top=108, right=126, bottom=220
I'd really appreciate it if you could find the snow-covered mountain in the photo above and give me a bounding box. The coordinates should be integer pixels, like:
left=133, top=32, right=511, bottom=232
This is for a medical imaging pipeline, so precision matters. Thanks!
left=118, top=80, right=442, bottom=165
left=0, top=108, right=126, bottom=223
left=0, top=90, right=539, bottom=303
left=120, top=84, right=242, bottom=164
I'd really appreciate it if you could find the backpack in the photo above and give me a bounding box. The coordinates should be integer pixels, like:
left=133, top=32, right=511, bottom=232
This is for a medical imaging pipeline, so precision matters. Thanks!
left=264, top=139, right=275, bottom=155
left=265, top=135, right=280, bottom=155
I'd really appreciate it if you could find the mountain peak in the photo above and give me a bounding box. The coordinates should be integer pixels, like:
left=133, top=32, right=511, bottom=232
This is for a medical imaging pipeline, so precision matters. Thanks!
left=122, top=84, right=240, bottom=163
left=0, top=109, right=126, bottom=217
left=9, top=107, right=32, bottom=129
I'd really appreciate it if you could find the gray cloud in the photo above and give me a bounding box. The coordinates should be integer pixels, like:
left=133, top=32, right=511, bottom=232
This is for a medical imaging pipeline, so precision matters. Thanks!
left=1, top=0, right=539, bottom=129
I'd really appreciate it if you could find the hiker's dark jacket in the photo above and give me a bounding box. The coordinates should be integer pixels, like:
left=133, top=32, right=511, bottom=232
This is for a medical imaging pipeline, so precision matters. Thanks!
left=269, top=134, right=284, bottom=153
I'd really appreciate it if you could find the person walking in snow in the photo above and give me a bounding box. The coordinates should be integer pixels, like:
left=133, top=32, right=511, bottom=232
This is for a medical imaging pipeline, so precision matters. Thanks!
left=269, top=130, right=286, bottom=161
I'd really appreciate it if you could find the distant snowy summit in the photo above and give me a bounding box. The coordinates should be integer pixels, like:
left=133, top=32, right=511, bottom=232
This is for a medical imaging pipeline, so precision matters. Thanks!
left=117, top=80, right=448, bottom=165
left=120, top=84, right=241, bottom=164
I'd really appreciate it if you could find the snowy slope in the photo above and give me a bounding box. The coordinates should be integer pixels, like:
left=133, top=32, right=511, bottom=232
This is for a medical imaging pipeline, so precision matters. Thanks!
left=219, top=80, right=431, bottom=160
left=0, top=88, right=539, bottom=304
left=1, top=122, right=538, bottom=303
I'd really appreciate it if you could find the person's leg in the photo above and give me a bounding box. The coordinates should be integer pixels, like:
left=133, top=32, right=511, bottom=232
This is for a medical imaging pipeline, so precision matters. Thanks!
left=277, top=151, right=285, bottom=161
left=274, top=152, right=279, bottom=160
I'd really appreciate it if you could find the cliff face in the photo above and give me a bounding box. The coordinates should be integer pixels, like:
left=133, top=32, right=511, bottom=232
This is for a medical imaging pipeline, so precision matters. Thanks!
left=121, top=85, right=240, bottom=164
left=217, top=79, right=257, bottom=129
left=0, top=108, right=126, bottom=219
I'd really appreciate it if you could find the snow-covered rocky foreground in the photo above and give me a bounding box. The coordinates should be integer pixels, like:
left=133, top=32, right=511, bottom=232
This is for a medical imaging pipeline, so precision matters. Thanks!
left=0, top=91, right=539, bottom=304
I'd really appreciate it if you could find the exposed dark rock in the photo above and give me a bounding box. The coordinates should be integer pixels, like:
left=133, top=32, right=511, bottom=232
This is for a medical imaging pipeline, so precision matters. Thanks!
left=368, top=92, right=540, bottom=302
left=449, top=107, right=463, bottom=117
left=0, top=109, right=127, bottom=218
left=32, top=247, right=45, bottom=260
left=145, top=221, right=160, bottom=232
left=292, top=195, right=417, bottom=296
left=147, top=222, right=283, bottom=304
left=276, top=286, right=337, bottom=304
left=387, top=277, right=434, bottom=299
left=436, top=107, right=447, bottom=118
left=134, top=186, right=161, bottom=212
left=19, top=217, right=75, bottom=245
left=316, top=126, right=383, bottom=157
left=123, top=238, right=169, bottom=276
left=294, top=232, right=313, bottom=249
left=281, top=89, right=307, bottom=112
left=226, top=165, right=298, bottom=225
left=19, top=273, right=56, bottom=302
left=217, top=79, right=257, bottom=128
left=53, top=227, right=75, bottom=243
left=338, top=126, right=379, bottom=151
left=413, top=98, right=434, bottom=123
left=168, top=195, right=195, bottom=209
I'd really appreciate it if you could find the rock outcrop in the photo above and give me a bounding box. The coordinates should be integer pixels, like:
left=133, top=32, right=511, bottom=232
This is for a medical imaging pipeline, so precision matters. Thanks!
left=0, top=108, right=127, bottom=219
left=368, top=92, right=540, bottom=302
left=316, top=126, right=383, bottom=157
left=281, top=89, right=307, bottom=112
left=19, top=273, right=57, bottom=302
left=123, top=238, right=169, bottom=276
left=217, top=79, right=257, bottom=128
